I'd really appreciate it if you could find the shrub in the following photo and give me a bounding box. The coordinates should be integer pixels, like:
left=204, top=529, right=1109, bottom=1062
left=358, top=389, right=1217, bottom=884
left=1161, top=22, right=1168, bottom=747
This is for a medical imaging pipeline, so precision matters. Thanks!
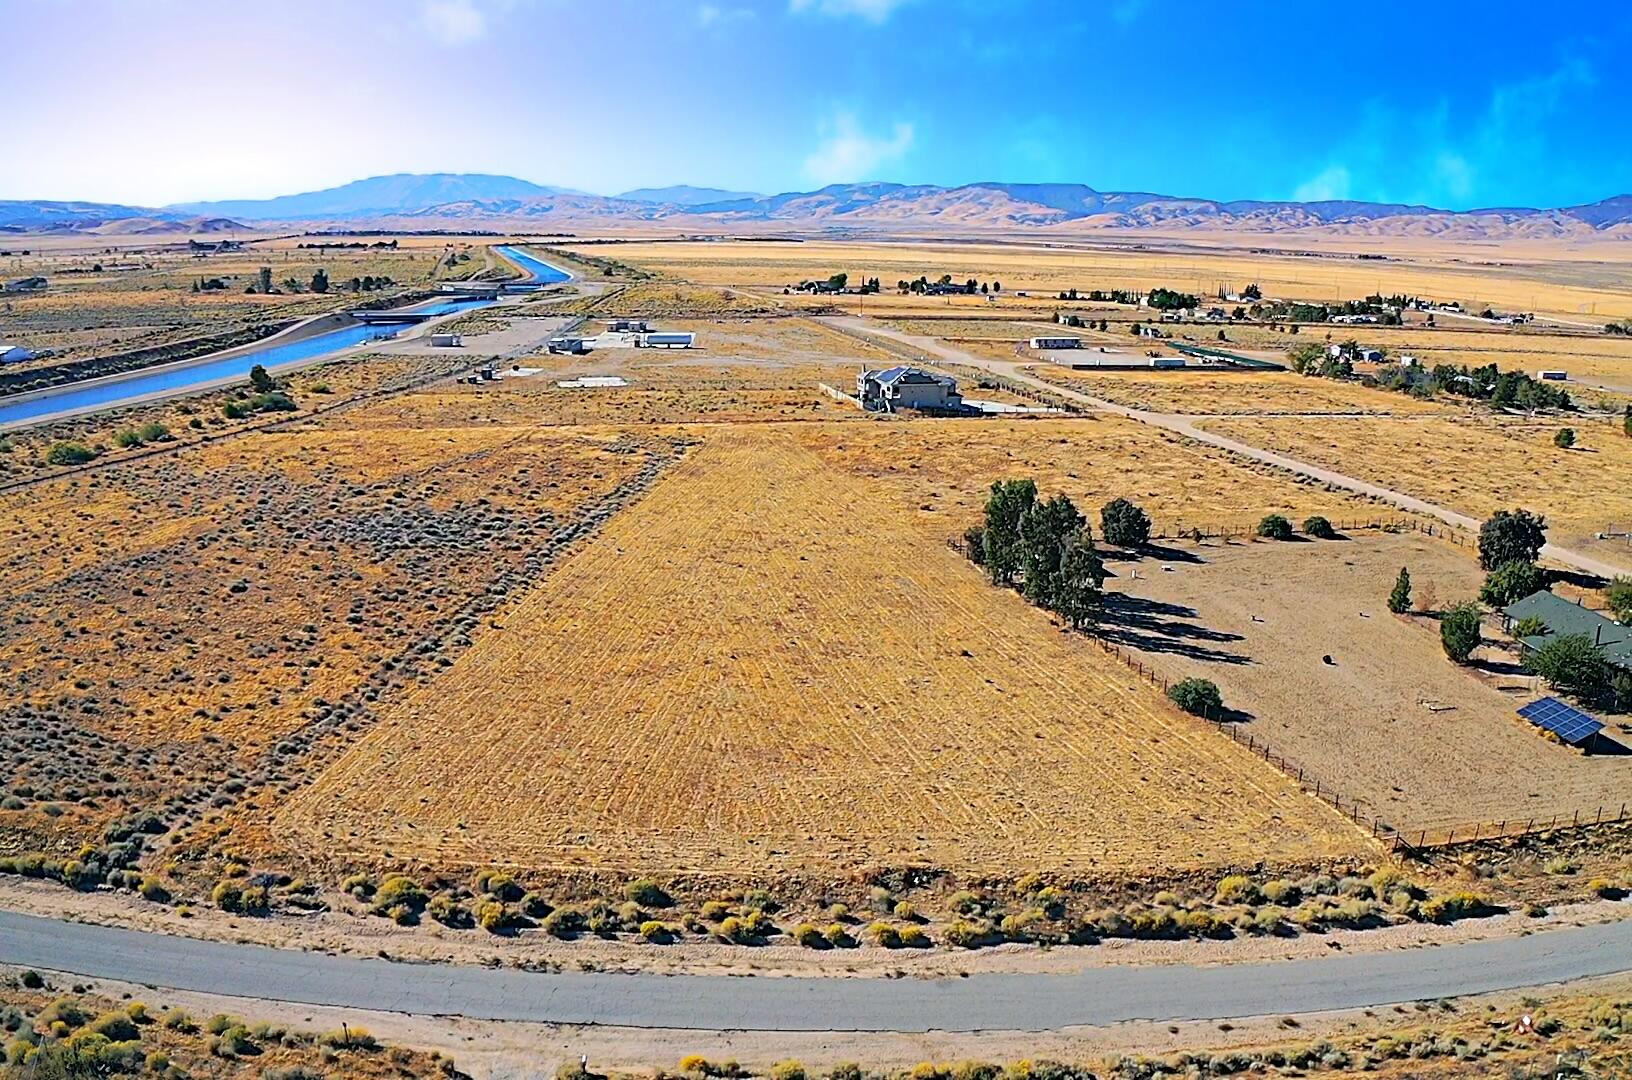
left=373, top=874, right=426, bottom=914
left=625, top=878, right=671, bottom=907
left=1439, top=602, right=1482, bottom=664
left=963, top=524, right=987, bottom=566
left=1260, top=879, right=1300, bottom=905
left=867, top=921, right=901, bottom=948
left=1215, top=875, right=1259, bottom=904
left=680, top=1056, right=711, bottom=1075
left=899, top=925, right=929, bottom=947
left=893, top=900, right=919, bottom=921
left=223, top=400, right=249, bottom=419
left=823, top=923, right=854, bottom=947
left=1588, top=878, right=1624, bottom=899
left=1302, top=515, right=1337, bottom=539
left=113, top=428, right=144, bottom=449
left=161, top=1009, right=195, bottom=1033
left=1555, top=428, right=1576, bottom=448
left=700, top=900, right=731, bottom=922
left=793, top=922, right=825, bottom=947
left=1256, top=514, right=1293, bottom=540
left=1419, top=891, right=1493, bottom=924
left=19, top=971, right=43, bottom=990
left=1544, top=857, right=1578, bottom=875
left=204, top=1013, right=240, bottom=1036
left=473, top=870, right=523, bottom=901
left=1512, top=615, right=1549, bottom=638
left=87, top=1011, right=138, bottom=1042
left=1167, top=677, right=1223, bottom=718
left=44, top=442, right=97, bottom=466
left=640, top=919, right=674, bottom=942
left=543, top=906, right=584, bottom=937
left=771, top=1060, right=807, bottom=1080
left=477, top=900, right=518, bottom=933
left=427, top=894, right=471, bottom=928
left=136, top=421, right=169, bottom=442
left=1100, top=498, right=1151, bottom=548
left=943, top=919, right=989, bottom=948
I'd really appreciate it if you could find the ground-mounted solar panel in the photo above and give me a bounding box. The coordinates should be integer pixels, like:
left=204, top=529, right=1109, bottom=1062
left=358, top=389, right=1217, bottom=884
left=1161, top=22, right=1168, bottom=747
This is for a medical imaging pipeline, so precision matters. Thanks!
left=1518, top=697, right=1604, bottom=745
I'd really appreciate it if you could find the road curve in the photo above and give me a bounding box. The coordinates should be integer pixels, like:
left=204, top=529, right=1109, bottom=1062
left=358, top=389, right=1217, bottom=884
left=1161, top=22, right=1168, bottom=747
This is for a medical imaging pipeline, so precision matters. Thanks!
left=2, top=911, right=1630, bottom=1032
left=822, top=317, right=1630, bottom=580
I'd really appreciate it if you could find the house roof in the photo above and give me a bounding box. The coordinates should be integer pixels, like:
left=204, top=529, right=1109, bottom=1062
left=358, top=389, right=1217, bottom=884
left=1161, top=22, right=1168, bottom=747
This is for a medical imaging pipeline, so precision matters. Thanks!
left=870, top=366, right=952, bottom=387
left=1503, top=590, right=1632, bottom=668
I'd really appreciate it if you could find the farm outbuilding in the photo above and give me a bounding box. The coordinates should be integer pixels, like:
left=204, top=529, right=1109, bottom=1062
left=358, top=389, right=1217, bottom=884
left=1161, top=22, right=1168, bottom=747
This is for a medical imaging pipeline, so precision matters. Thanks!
left=856, top=366, right=964, bottom=412
left=1030, top=336, right=1082, bottom=350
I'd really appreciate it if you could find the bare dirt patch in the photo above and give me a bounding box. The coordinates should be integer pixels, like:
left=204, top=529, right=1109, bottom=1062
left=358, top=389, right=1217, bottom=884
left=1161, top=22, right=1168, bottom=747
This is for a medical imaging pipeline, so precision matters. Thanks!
left=1104, top=532, right=1632, bottom=834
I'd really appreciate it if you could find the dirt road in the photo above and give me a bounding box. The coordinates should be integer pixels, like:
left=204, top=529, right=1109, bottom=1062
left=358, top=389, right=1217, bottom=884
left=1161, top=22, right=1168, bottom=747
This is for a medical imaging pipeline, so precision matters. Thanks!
left=822, top=317, right=1631, bottom=579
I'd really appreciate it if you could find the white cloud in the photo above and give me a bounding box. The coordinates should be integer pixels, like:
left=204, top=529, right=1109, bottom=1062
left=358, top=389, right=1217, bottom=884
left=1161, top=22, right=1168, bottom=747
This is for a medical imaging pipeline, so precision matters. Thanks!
left=789, top=0, right=913, bottom=23
left=803, top=113, right=914, bottom=185
left=420, top=0, right=487, bottom=44
left=1292, top=165, right=1352, bottom=203
left=698, top=3, right=755, bottom=25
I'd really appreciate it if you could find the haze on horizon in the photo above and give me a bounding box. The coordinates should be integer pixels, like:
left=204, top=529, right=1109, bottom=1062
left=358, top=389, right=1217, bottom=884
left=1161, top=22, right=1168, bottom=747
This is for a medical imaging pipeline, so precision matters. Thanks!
left=6, top=0, right=1630, bottom=212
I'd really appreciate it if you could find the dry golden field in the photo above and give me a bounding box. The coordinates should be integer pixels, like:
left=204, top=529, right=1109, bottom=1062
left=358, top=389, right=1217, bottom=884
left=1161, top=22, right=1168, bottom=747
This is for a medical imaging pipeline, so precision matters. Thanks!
left=1196, top=413, right=1632, bottom=555
left=564, top=239, right=1632, bottom=320
left=276, top=426, right=1365, bottom=877
left=1026, top=368, right=1455, bottom=416
left=0, top=421, right=660, bottom=849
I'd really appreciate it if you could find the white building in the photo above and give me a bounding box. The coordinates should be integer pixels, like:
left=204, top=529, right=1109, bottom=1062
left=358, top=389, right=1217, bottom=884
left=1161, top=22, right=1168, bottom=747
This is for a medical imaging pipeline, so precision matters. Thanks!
left=856, top=366, right=963, bottom=412
left=1029, top=336, right=1082, bottom=350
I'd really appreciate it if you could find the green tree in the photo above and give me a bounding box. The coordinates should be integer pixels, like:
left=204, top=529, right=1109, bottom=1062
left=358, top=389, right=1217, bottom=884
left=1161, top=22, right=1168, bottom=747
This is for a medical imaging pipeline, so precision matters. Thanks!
left=982, top=479, right=1037, bottom=586
left=1019, top=494, right=1085, bottom=606
left=1286, top=342, right=1324, bottom=375
left=1302, top=515, right=1337, bottom=539
left=248, top=363, right=274, bottom=394
left=1523, top=633, right=1613, bottom=702
left=1051, top=538, right=1106, bottom=630
left=1477, top=509, right=1547, bottom=570
left=257, top=266, right=272, bottom=293
left=1099, top=497, right=1151, bottom=548
left=1168, top=678, right=1224, bottom=718
left=1440, top=602, right=1483, bottom=664
left=826, top=272, right=848, bottom=291
left=1257, top=513, right=1293, bottom=540
left=1607, top=577, right=1632, bottom=624
left=1387, top=567, right=1412, bottom=614
left=1554, top=428, right=1575, bottom=449
left=310, top=268, right=329, bottom=293
left=962, top=524, right=986, bottom=566
left=1479, top=560, right=1544, bottom=607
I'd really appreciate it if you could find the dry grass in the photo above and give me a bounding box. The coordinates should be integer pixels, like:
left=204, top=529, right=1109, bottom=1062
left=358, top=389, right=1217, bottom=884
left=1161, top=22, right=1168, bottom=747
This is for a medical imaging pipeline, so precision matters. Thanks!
left=0, top=424, right=651, bottom=847
left=794, top=415, right=1381, bottom=535
left=276, top=425, right=1365, bottom=877
left=1196, top=413, right=1632, bottom=552
left=562, top=239, right=1632, bottom=320
left=1026, top=368, right=1455, bottom=416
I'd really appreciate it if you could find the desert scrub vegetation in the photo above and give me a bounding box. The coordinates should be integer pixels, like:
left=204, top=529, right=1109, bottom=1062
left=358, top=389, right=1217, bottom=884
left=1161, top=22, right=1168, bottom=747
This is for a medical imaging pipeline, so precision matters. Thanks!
left=0, top=977, right=461, bottom=1078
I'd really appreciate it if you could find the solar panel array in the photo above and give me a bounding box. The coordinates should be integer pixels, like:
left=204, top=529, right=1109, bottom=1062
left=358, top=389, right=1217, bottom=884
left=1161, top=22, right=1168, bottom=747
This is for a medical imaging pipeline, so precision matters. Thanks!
left=1518, top=697, right=1605, bottom=745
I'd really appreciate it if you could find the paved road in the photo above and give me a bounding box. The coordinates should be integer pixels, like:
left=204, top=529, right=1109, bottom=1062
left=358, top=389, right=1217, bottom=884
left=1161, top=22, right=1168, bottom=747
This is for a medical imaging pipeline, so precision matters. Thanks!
left=824, top=317, right=1631, bottom=580
left=2, top=911, right=1630, bottom=1031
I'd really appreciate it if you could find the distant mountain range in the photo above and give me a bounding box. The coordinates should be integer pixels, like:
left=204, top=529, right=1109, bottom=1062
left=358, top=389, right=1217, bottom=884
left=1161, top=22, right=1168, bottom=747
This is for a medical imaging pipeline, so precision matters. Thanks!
left=6, top=173, right=1632, bottom=241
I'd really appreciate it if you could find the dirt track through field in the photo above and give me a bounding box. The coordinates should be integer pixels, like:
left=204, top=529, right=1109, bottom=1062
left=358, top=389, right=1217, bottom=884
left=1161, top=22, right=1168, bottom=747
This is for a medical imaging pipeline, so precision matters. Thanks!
left=277, top=427, right=1365, bottom=876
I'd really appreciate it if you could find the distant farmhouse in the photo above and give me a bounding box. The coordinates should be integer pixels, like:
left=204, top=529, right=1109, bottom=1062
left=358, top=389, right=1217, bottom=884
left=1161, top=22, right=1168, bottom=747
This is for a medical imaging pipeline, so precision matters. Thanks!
left=856, top=366, right=964, bottom=413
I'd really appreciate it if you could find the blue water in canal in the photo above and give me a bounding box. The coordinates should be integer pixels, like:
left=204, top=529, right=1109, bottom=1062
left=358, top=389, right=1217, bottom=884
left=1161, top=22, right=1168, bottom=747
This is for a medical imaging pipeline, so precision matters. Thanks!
left=0, top=246, right=570, bottom=428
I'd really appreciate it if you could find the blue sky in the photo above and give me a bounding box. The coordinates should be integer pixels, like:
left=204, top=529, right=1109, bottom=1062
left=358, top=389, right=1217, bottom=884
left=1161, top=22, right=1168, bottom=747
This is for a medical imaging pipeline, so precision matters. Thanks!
left=6, top=0, right=1629, bottom=209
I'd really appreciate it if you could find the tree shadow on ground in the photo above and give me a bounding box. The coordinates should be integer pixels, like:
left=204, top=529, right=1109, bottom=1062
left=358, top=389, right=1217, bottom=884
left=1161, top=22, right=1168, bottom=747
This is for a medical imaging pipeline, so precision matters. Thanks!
left=1099, top=593, right=1254, bottom=669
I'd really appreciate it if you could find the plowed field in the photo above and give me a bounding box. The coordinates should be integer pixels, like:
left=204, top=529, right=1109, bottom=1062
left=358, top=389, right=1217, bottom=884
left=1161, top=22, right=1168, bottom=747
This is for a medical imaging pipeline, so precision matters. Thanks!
left=279, top=427, right=1365, bottom=876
